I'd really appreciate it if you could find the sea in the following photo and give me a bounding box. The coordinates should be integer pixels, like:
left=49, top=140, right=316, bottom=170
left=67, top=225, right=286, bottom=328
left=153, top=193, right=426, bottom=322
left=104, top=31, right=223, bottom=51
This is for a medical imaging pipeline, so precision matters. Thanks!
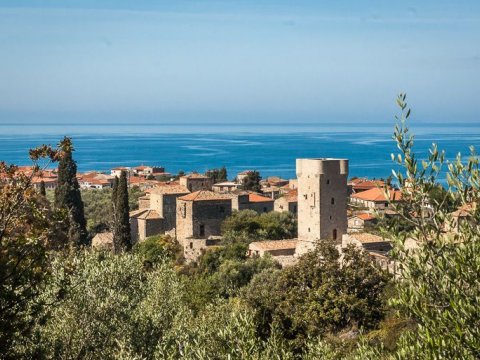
left=1, top=122, right=479, bottom=183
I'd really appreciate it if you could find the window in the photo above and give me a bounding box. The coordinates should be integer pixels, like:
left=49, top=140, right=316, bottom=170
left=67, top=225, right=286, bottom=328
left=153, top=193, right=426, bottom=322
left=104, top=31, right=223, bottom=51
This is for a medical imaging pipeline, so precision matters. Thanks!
left=182, top=203, right=187, bottom=218
left=189, top=242, right=193, bottom=249
left=331, top=197, right=335, bottom=205
left=308, top=227, right=310, bottom=232
left=326, top=179, right=330, bottom=184
left=329, top=215, right=332, bottom=220
left=199, top=224, right=205, bottom=237
left=263, top=207, right=267, bottom=212
left=333, top=229, right=337, bottom=240
left=219, top=205, right=225, bottom=213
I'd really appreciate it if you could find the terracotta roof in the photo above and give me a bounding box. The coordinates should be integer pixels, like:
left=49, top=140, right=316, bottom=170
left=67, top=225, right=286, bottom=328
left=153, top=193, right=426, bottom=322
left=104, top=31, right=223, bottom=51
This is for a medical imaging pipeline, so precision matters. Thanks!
left=135, top=165, right=149, bottom=170
left=355, top=213, right=376, bottom=221
left=181, top=172, right=209, bottom=179
left=351, top=187, right=401, bottom=202
left=249, top=239, right=298, bottom=251
left=284, top=189, right=298, bottom=202
left=349, top=178, right=385, bottom=190
left=178, top=190, right=233, bottom=201
left=129, top=209, right=162, bottom=220
left=149, top=183, right=189, bottom=195
left=347, top=233, right=389, bottom=244
left=248, top=193, right=274, bottom=203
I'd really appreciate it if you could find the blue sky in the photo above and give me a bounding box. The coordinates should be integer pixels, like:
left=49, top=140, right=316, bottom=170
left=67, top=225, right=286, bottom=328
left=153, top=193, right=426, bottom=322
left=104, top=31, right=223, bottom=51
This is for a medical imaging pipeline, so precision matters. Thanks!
left=0, top=1, right=479, bottom=124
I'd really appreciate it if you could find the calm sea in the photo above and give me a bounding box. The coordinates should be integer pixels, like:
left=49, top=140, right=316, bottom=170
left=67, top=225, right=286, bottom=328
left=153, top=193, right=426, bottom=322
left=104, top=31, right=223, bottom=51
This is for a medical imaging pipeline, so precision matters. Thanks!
left=1, top=123, right=479, bottom=182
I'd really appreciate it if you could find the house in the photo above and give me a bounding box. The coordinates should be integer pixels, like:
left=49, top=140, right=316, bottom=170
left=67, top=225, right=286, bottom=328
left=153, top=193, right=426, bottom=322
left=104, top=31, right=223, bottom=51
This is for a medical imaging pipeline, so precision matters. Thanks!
left=236, top=170, right=253, bottom=184
left=111, top=167, right=130, bottom=177
left=32, top=175, right=58, bottom=190
left=176, top=190, right=232, bottom=262
left=247, top=239, right=298, bottom=267
left=350, top=187, right=401, bottom=210
left=261, top=186, right=281, bottom=199
left=212, top=181, right=243, bottom=193
left=248, top=239, right=298, bottom=257
left=129, top=182, right=190, bottom=241
left=348, top=178, right=385, bottom=194
left=179, top=173, right=214, bottom=192
left=128, top=176, right=161, bottom=190
left=77, top=172, right=114, bottom=189
left=92, top=232, right=114, bottom=250
left=348, top=212, right=377, bottom=232
left=132, top=165, right=165, bottom=176
left=265, top=176, right=289, bottom=187
left=342, top=232, right=393, bottom=271
left=231, top=192, right=274, bottom=213
left=130, top=209, right=163, bottom=243
left=274, top=189, right=298, bottom=214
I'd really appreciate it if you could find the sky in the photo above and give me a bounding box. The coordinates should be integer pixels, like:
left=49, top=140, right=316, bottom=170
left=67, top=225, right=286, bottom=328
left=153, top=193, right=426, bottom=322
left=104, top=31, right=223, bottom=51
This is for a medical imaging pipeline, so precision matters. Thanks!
left=0, top=1, right=479, bottom=125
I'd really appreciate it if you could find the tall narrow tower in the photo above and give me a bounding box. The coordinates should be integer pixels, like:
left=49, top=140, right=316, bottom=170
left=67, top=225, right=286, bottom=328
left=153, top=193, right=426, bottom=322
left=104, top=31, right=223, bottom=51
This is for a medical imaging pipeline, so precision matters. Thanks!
left=296, top=158, right=348, bottom=255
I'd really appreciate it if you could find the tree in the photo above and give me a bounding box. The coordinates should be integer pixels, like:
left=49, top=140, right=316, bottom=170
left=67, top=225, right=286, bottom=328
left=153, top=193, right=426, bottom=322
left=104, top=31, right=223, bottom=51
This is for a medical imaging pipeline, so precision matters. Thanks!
left=241, top=241, right=390, bottom=349
left=54, top=137, right=88, bottom=247
left=39, top=180, right=46, bottom=196
left=0, top=141, right=65, bottom=359
left=385, top=94, right=480, bottom=359
left=113, top=170, right=131, bottom=252
left=221, top=210, right=297, bottom=242
left=242, top=170, right=262, bottom=192
left=205, top=166, right=228, bottom=183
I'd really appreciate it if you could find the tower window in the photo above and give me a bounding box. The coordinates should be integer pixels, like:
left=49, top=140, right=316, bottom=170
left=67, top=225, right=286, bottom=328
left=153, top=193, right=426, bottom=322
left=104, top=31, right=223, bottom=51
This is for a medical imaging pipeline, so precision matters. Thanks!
left=326, top=179, right=330, bottom=184
left=333, top=229, right=337, bottom=240
left=199, top=224, right=205, bottom=237
left=331, top=197, right=335, bottom=205
left=190, top=242, right=193, bottom=249
left=308, top=228, right=311, bottom=232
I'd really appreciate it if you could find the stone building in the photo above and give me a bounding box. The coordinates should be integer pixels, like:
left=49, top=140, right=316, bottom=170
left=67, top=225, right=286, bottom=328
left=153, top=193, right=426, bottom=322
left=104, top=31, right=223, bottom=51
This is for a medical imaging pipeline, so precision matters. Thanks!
left=296, top=158, right=349, bottom=255
left=176, top=190, right=232, bottom=243
left=348, top=213, right=376, bottom=232
left=176, top=190, right=233, bottom=261
left=231, top=192, right=274, bottom=213
left=129, top=182, right=189, bottom=242
left=212, top=181, right=243, bottom=193
left=179, top=173, right=214, bottom=192
left=274, top=189, right=298, bottom=214
left=130, top=209, right=163, bottom=243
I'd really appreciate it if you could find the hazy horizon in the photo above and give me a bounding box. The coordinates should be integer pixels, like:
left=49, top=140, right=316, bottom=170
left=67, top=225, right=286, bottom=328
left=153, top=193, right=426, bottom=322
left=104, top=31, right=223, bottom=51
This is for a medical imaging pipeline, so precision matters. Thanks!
left=1, top=1, right=479, bottom=125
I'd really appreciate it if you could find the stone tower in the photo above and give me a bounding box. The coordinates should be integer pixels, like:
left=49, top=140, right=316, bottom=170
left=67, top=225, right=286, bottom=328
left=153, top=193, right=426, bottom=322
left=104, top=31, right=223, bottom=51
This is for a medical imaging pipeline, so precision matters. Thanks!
left=295, top=158, right=349, bottom=255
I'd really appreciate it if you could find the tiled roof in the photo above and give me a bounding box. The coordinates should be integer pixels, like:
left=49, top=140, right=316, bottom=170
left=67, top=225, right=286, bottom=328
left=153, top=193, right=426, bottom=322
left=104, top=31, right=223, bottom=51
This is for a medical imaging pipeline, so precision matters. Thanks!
left=149, top=183, right=189, bottom=194
left=129, top=209, right=162, bottom=220
left=248, top=193, right=274, bottom=203
left=351, top=187, right=401, bottom=202
left=355, top=213, right=376, bottom=221
left=178, top=190, right=233, bottom=201
left=348, top=233, right=389, bottom=243
left=249, top=239, right=298, bottom=251
left=284, top=189, right=298, bottom=202
left=182, top=172, right=209, bottom=179
left=349, top=178, right=385, bottom=189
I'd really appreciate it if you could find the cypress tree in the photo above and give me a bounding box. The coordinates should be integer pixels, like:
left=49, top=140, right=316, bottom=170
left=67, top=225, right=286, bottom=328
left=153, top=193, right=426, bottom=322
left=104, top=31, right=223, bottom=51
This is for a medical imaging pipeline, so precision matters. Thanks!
left=39, top=180, right=46, bottom=196
left=54, top=137, right=88, bottom=247
left=113, top=171, right=131, bottom=252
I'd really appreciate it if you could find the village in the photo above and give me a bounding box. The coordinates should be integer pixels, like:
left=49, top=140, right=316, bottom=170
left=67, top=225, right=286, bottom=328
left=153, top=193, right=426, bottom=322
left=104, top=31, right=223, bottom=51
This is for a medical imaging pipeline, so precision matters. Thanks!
left=25, top=156, right=472, bottom=271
